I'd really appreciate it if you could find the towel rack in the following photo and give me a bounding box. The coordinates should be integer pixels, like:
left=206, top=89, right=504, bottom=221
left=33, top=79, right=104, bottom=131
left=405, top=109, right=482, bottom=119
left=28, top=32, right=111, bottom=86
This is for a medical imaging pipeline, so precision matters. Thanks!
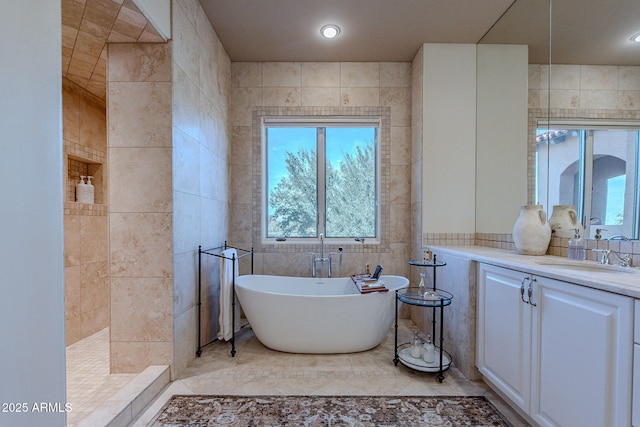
left=197, top=241, right=253, bottom=357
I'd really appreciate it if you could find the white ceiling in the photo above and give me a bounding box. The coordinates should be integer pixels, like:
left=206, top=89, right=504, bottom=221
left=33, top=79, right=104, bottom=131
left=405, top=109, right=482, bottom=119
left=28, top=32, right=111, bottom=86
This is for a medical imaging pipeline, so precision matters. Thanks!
left=199, top=0, right=514, bottom=62
left=199, top=0, right=640, bottom=66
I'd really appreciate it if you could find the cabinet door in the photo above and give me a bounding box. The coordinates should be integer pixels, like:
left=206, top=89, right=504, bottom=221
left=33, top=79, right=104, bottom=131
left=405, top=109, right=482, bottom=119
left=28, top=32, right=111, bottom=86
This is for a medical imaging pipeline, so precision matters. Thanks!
left=633, top=345, right=640, bottom=427
left=531, top=276, right=633, bottom=427
left=477, top=264, right=532, bottom=412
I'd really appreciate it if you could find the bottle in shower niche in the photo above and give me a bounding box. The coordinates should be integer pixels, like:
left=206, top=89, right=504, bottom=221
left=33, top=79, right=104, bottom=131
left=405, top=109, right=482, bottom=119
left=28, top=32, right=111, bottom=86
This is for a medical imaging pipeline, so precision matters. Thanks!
left=76, top=175, right=88, bottom=203
left=410, top=331, right=422, bottom=359
left=567, top=228, right=586, bottom=260
left=423, top=335, right=436, bottom=364
left=85, top=176, right=95, bottom=204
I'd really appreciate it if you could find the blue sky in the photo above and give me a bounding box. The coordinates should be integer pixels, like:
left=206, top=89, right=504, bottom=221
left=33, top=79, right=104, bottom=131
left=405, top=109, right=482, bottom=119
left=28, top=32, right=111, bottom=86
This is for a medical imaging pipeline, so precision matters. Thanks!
left=266, top=127, right=375, bottom=195
left=606, top=175, right=625, bottom=224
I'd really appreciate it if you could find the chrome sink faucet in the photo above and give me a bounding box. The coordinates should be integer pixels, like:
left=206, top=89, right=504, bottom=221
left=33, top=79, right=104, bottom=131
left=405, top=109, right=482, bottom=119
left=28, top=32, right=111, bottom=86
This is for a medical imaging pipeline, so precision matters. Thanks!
left=609, top=250, right=633, bottom=267
left=592, top=249, right=633, bottom=267
left=607, top=235, right=630, bottom=241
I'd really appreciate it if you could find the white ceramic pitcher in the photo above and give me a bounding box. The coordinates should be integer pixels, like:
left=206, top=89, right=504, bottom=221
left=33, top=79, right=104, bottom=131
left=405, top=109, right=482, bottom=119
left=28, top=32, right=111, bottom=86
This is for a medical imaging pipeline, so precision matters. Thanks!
left=548, top=205, right=584, bottom=239
left=512, top=204, right=552, bottom=255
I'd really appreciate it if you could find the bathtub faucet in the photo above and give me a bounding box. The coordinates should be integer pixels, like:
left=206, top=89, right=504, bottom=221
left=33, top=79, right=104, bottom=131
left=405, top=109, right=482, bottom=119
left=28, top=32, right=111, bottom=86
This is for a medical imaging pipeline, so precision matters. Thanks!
left=308, top=233, right=339, bottom=278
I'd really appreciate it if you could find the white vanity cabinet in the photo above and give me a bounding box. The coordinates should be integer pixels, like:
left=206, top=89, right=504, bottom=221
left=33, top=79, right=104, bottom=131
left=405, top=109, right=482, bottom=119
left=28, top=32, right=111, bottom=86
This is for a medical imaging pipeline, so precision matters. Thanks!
left=477, top=263, right=633, bottom=427
left=476, top=264, right=532, bottom=411
left=633, top=300, right=640, bottom=426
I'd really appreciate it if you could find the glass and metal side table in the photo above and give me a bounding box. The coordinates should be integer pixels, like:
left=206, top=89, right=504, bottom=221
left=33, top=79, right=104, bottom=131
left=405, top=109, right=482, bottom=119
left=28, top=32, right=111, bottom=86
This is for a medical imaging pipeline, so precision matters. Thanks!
left=394, top=256, right=452, bottom=382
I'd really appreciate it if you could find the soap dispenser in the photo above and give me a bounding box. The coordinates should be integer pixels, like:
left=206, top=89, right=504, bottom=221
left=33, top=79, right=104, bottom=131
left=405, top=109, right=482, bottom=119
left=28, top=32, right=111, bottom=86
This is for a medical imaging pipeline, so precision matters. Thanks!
left=85, top=175, right=95, bottom=204
left=568, top=228, right=586, bottom=260
left=76, top=175, right=88, bottom=203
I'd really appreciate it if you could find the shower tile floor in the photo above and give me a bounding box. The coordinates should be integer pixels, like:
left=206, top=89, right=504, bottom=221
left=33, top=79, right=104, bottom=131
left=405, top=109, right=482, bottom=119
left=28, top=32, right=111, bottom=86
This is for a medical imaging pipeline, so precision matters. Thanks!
left=133, top=319, right=530, bottom=426
left=65, top=328, right=136, bottom=426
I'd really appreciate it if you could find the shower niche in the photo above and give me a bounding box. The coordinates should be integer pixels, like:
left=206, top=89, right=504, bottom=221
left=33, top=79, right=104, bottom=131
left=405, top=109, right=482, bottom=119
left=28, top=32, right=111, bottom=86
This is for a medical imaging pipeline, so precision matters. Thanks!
left=65, top=151, right=106, bottom=215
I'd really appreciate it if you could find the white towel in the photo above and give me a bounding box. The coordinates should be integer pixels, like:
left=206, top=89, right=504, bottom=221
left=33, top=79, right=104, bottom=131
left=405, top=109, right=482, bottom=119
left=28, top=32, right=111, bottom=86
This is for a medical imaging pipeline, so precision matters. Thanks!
left=217, top=248, right=241, bottom=341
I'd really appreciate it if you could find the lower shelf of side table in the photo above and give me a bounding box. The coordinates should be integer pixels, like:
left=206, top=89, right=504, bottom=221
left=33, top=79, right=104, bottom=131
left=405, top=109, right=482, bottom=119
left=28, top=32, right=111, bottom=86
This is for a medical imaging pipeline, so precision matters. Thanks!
left=396, top=343, right=451, bottom=373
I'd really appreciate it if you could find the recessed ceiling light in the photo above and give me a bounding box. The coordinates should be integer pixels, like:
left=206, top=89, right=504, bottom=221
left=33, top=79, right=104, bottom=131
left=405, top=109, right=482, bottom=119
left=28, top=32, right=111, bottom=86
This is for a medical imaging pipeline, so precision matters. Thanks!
left=320, top=24, right=340, bottom=39
left=631, top=32, right=640, bottom=43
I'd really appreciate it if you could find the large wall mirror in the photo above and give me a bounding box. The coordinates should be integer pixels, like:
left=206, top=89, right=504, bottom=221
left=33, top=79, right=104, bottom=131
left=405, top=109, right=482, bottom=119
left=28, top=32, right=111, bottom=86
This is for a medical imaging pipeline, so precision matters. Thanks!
left=477, top=0, right=640, bottom=241
left=539, top=0, right=640, bottom=240
left=475, top=0, right=551, bottom=234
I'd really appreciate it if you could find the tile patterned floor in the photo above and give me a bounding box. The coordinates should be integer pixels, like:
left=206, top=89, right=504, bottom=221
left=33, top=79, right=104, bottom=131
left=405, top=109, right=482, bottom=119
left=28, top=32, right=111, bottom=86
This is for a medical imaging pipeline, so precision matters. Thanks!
left=134, top=319, right=530, bottom=426
left=65, top=328, right=136, bottom=426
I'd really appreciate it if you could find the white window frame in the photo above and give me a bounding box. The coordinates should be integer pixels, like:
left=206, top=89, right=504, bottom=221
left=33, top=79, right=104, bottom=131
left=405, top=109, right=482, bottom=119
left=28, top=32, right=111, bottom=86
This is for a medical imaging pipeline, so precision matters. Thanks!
left=261, top=116, right=382, bottom=245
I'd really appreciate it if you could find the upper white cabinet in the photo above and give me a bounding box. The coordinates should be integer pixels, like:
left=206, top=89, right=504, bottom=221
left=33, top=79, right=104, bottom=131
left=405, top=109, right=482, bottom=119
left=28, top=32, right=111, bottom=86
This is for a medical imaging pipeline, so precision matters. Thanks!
left=420, top=44, right=477, bottom=235
left=478, top=263, right=633, bottom=426
left=475, top=45, right=528, bottom=233
left=417, top=44, right=528, bottom=236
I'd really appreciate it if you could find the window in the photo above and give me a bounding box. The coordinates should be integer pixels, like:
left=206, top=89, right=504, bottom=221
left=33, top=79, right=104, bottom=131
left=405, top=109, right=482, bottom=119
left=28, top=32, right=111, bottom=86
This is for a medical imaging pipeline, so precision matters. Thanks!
left=263, top=118, right=380, bottom=242
left=536, top=121, right=640, bottom=239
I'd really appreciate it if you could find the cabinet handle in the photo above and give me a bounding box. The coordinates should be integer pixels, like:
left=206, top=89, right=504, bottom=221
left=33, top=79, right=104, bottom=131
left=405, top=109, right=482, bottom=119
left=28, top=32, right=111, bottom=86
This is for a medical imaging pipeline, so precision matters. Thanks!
left=528, top=277, right=537, bottom=307
left=520, top=276, right=530, bottom=304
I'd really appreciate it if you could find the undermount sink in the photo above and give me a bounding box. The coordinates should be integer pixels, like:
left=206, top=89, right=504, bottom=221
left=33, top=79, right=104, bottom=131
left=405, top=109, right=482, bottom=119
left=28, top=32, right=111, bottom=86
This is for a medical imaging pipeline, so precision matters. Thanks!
left=535, top=260, right=639, bottom=274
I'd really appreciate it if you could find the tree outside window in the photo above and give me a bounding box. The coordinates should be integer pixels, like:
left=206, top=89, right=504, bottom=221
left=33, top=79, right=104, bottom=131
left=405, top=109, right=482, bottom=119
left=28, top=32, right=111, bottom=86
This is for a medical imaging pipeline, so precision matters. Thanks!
left=265, top=121, right=379, bottom=241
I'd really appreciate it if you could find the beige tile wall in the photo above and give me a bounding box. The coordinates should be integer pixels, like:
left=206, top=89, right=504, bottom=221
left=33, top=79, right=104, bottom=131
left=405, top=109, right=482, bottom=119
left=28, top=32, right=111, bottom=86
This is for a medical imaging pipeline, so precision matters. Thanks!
left=229, top=61, right=412, bottom=279
left=63, top=79, right=109, bottom=345
left=171, top=0, right=232, bottom=376
left=107, top=41, right=173, bottom=373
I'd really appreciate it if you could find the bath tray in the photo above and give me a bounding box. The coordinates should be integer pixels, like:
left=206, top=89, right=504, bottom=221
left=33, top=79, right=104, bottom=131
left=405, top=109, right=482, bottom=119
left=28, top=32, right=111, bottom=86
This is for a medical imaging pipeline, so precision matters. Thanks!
left=351, top=275, right=389, bottom=294
left=396, top=345, right=451, bottom=372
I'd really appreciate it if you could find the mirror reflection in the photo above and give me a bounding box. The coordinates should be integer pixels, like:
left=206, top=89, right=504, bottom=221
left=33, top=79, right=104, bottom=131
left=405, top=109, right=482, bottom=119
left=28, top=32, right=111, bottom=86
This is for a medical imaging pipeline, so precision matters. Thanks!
left=538, top=0, right=640, bottom=239
left=476, top=0, right=640, bottom=239
left=478, top=0, right=550, bottom=64
left=476, top=0, right=550, bottom=234
left=537, top=123, right=640, bottom=240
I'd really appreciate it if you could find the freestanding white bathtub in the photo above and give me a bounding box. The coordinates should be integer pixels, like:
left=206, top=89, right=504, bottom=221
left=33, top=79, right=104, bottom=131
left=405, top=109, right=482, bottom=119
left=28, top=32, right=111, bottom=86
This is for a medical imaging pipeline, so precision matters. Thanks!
left=234, top=274, right=409, bottom=354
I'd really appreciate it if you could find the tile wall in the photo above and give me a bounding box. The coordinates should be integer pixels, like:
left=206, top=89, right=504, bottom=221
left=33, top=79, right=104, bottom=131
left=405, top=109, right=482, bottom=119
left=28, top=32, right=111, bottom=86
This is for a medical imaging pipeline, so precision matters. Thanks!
left=107, top=41, right=174, bottom=373
left=61, top=0, right=164, bottom=101
left=69, top=0, right=231, bottom=376
left=229, top=61, right=412, bottom=278
left=171, top=0, right=232, bottom=376
left=63, top=79, right=109, bottom=345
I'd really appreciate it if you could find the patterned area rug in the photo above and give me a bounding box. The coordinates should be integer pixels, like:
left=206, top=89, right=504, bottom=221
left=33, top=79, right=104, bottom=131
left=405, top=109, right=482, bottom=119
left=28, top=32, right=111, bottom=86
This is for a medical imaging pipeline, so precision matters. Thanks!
left=151, top=395, right=513, bottom=426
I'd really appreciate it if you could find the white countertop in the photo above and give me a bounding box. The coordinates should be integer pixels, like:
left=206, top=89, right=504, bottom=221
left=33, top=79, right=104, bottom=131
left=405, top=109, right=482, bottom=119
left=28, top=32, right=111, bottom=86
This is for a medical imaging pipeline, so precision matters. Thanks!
left=428, top=245, right=640, bottom=300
